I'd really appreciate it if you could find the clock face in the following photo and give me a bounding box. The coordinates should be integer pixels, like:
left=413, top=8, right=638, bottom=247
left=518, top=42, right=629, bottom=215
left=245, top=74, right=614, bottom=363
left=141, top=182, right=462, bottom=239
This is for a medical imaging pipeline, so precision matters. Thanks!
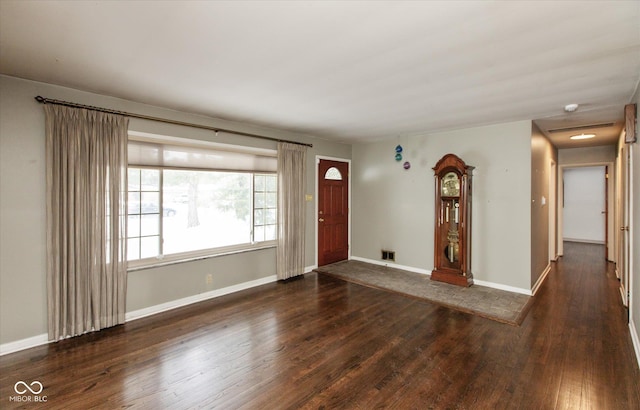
left=441, top=172, right=460, bottom=197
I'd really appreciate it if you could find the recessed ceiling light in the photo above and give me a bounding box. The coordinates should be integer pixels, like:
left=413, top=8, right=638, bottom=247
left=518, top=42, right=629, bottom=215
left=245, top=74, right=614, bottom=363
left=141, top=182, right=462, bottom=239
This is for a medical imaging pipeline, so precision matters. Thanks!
left=564, top=103, right=579, bottom=112
left=570, top=133, right=596, bottom=140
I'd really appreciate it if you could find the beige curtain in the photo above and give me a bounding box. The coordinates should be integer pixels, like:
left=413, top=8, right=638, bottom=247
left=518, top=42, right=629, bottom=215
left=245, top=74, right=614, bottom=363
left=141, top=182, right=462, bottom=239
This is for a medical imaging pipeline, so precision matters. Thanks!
left=45, top=105, right=129, bottom=340
left=277, top=142, right=307, bottom=280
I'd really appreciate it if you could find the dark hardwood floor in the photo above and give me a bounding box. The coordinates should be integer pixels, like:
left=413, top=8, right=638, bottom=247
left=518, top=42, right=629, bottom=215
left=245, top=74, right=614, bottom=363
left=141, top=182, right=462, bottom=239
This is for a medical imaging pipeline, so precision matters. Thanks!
left=1, top=242, right=639, bottom=409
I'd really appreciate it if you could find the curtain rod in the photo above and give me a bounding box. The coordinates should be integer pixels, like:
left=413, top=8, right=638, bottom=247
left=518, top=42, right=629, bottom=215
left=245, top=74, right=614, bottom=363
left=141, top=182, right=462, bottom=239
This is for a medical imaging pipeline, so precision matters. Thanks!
left=34, top=96, right=313, bottom=148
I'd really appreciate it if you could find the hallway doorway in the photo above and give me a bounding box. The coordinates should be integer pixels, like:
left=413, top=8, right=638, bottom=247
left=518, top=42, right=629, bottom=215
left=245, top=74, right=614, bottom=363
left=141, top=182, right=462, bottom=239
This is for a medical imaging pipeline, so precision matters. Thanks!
left=562, top=166, right=606, bottom=245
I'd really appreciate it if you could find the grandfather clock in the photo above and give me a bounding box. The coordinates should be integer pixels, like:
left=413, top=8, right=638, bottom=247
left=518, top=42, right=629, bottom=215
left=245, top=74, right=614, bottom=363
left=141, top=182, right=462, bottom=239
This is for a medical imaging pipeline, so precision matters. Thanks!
left=432, top=154, right=474, bottom=287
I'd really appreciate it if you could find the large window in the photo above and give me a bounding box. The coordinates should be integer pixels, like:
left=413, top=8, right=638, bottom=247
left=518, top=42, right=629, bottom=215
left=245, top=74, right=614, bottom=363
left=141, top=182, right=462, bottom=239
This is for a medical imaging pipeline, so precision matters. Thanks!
left=127, top=135, right=277, bottom=265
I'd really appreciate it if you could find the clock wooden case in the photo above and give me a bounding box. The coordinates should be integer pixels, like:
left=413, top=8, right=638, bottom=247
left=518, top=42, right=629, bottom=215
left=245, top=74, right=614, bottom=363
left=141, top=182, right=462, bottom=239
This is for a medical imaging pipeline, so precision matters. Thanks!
left=432, top=153, right=474, bottom=287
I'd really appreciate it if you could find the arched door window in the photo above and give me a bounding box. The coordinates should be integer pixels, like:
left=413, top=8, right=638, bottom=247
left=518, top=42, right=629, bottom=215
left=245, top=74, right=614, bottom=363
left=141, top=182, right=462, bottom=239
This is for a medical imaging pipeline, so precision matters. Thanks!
left=324, top=167, right=343, bottom=180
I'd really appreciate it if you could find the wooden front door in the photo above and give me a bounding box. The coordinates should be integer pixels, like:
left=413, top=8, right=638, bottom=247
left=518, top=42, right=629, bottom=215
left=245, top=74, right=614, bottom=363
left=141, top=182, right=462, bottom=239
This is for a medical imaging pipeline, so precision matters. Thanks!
left=318, top=159, right=349, bottom=266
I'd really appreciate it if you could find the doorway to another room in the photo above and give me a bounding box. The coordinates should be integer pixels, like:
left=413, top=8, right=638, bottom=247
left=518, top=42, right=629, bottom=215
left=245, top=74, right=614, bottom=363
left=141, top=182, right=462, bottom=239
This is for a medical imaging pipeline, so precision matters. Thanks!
left=562, top=166, right=607, bottom=249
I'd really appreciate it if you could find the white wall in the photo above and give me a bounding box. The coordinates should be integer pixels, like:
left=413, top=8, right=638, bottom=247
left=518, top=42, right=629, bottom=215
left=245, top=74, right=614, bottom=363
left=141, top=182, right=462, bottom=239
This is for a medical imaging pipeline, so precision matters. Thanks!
left=0, top=75, right=351, bottom=347
left=352, top=120, right=533, bottom=292
left=563, top=166, right=606, bottom=243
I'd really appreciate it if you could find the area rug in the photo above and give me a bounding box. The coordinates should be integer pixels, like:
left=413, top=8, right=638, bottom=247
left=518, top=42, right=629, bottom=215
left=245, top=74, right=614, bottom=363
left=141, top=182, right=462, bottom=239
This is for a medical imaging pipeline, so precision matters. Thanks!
left=314, top=260, right=533, bottom=326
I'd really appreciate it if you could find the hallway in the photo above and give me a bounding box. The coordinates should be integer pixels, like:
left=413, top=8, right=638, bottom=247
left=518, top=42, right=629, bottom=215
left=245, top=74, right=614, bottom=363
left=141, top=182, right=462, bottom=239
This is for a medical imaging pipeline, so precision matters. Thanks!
left=511, top=242, right=639, bottom=408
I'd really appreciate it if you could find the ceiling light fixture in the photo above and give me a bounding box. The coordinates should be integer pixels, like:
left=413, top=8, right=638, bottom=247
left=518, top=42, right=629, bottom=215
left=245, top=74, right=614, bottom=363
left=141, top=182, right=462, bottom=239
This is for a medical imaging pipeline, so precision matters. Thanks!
left=564, top=103, right=579, bottom=112
left=570, top=133, right=596, bottom=140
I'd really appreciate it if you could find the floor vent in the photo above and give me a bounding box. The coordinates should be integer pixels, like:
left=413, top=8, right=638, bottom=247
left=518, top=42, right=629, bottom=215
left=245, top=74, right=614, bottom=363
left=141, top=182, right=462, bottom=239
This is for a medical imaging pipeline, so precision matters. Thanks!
left=381, top=250, right=395, bottom=261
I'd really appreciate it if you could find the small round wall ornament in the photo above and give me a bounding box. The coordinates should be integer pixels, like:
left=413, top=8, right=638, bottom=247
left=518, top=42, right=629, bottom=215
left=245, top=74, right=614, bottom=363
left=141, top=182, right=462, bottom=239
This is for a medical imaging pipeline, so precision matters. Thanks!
left=395, top=144, right=403, bottom=153
left=395, top=153, right=403, bottom=161
left=403, top=161, right=411, bottom=170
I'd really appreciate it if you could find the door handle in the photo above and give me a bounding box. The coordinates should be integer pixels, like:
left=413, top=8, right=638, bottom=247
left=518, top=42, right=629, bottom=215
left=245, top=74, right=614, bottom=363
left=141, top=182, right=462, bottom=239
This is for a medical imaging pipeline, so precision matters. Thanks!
left=319, top=218, right=324, bottom=222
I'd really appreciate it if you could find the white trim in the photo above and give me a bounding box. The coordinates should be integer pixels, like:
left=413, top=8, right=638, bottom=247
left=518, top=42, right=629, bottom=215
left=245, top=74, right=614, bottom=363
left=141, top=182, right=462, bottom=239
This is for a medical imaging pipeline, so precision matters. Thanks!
left=621, top=287, right=629, bottom=307
left=558, top=161, right=616, bottom=261
left=304, top=264, right=317, bottom=273
left=128, top=244, right=276, bottom=272
left=472, top=279, right=532, bottom=296
left=0, top=275, right=277, bottom=356
left=627, top=143, right=634, bottom=352
left=619, top=145, right=631, bottom=307
left=549, top=160, right=557, bottom=262
left=350, top=256, right=430, bottom=275
left=348, top=256, right=532, bottom=295
left=126, top=275, right=277, bottom=322
left=630, top=320, right=640, bottom=371
left=0, top=333, right=49, bottom=356
left=315, top=156, right=352, bottom=268
left=315, top=155, right=353, bottom=163
left=531, top=263, right=551, bottom=296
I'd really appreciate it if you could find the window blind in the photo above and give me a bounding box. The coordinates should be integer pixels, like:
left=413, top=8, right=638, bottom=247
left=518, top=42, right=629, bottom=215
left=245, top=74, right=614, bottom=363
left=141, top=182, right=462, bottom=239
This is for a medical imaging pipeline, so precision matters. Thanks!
left=128, top=139, right=277, bottom=172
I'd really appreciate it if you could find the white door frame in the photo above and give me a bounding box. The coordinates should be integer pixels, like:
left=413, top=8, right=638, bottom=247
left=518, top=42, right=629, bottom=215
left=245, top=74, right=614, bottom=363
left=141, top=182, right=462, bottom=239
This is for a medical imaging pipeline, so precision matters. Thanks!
left=314, top=155, right=352, bottom=269
left=549, top=160, right=557, bottom=261
left=557, top=161, right=615, bottom=260
left=619, top=144, right=632, bottom=307
left=627, top=143, right=634, bottom=320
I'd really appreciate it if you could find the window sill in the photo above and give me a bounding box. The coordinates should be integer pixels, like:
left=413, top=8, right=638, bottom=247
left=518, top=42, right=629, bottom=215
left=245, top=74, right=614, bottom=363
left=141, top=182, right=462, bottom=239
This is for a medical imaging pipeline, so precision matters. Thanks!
left=127, top=242, right=277, bottom=272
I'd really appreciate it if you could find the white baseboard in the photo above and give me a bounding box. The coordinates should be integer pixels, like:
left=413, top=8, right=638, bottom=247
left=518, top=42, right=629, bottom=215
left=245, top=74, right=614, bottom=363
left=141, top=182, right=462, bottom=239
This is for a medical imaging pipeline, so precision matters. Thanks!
left=349, top=256, right=431, bottom=275
left=1, top=275, right=278, bottom=356
left=0, top=333, right=49, bottom=356
left=304, top=264, right=317, bottom=273
left=472, top=279, right=532, bottom=296
left=630, top=320, right=640, bottom=371
left=126, top=275, right=277, bottom=322
left=530, top=264, right=551, bottom=296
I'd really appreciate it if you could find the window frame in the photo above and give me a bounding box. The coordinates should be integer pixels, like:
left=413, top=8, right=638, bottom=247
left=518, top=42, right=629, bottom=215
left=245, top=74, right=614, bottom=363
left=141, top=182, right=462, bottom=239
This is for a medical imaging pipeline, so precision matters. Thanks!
left=127, top=167, right=163, bottom=261
left=126, top=164, right=278, bottom=271
left=252, top=173, right=278, bottom=244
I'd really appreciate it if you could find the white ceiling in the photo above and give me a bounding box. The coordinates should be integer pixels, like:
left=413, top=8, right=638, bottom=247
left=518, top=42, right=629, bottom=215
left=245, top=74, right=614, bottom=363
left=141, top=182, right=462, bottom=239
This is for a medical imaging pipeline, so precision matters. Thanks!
left=1, top=1, right=639, bottom=147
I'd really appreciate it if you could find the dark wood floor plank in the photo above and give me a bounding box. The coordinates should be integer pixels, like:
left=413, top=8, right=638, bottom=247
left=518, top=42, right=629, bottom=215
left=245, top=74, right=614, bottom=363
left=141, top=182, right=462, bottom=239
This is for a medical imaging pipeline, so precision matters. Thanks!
left=1, top=242, right=639, bottom=409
